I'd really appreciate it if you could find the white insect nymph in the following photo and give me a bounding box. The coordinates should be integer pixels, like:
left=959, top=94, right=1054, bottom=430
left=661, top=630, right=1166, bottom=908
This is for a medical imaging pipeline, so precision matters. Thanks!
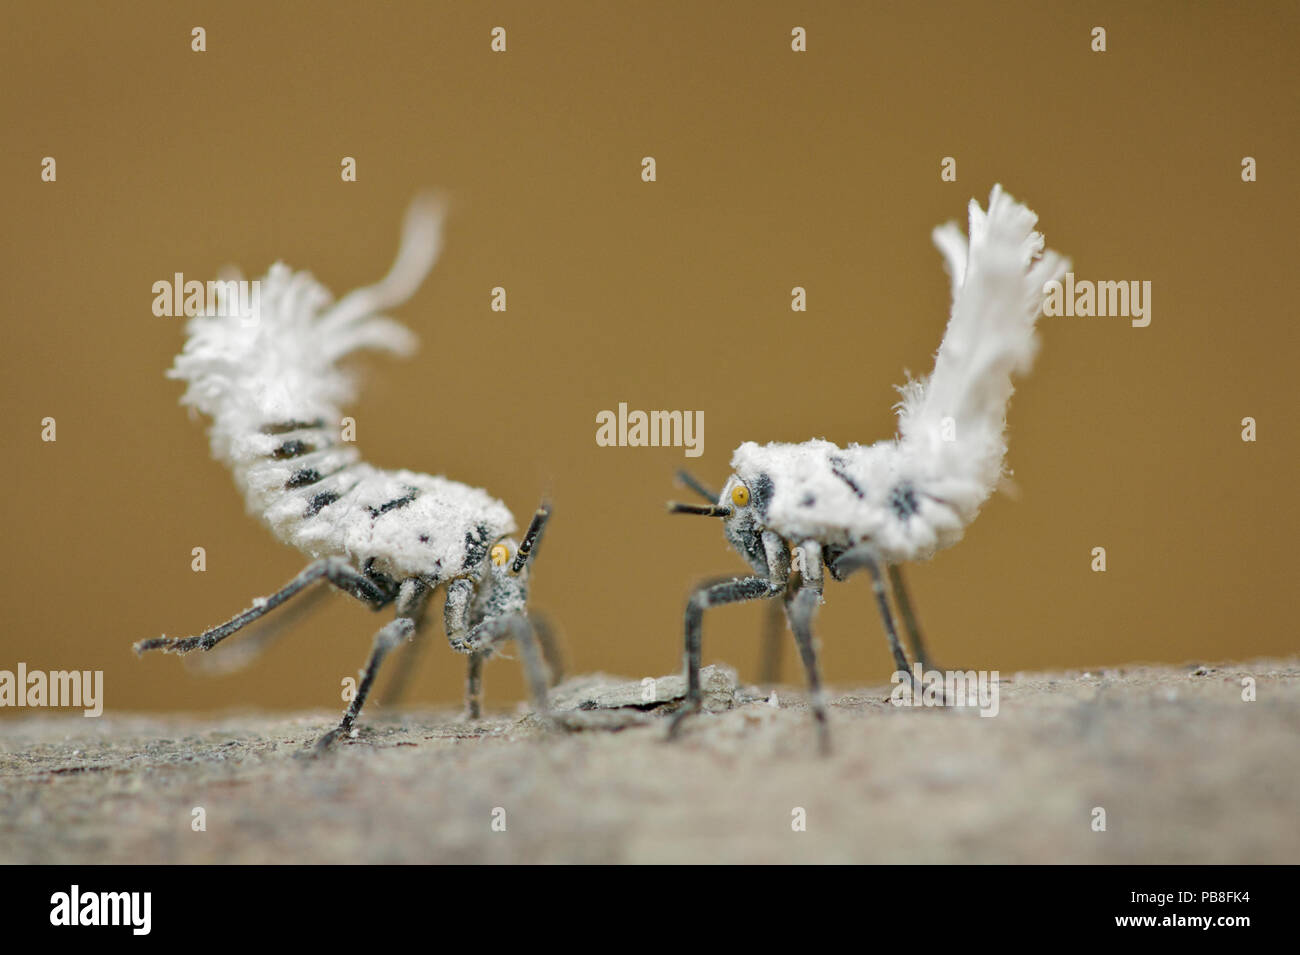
left=668, top=184, right=1069, bottom=752
left=136, top=197, right=559, bottom=748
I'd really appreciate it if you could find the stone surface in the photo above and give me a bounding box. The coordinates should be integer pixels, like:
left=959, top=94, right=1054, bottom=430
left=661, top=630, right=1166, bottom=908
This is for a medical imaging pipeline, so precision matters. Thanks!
left=1, top=661, right=1295, bottom=864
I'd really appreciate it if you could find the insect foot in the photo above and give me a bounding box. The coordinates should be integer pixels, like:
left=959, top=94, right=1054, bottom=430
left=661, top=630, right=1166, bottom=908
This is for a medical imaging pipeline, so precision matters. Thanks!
left=666, top=185, right=1068, bottom=751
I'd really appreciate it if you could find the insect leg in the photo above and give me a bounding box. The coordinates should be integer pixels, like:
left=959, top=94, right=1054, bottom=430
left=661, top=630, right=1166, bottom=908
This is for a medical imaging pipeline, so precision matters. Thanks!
left=134, top=558, right=394, bottom=656
left=667, top=575, right=783, bottom=741
left=465, top=652, right=486, bottom=719
left=676, top=469, right=719, bottom=503
left=443, top=578, right=476, bottom=653
left=529, top=610, right=565, bottom=686
left=464, top=615, right=553, bottom=717
left=786, top=541, right=830, bottom=754
left=757, top=597, right=786, bottom=686
left=510, top=616, right=552, bottom=717
left=444, top=578, right=503, bottom=718
left=887, top=563, right=935, bottom=673
left=182, top=582, right=332, bottom=675
left=315, top=579, right=428, bottom=751
left=376, top=581, right=437, bottom=707
left=376, top=624, right=427, bottom=707
left=785, top=586, right=831, bottom=755
left=832, top=545, right=914, bottom=680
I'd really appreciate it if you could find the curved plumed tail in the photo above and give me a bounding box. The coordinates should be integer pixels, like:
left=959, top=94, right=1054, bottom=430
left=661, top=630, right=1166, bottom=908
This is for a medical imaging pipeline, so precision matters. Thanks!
left=168, top=196, right=445, bottom=468
left=895, top=184, right=1068, bottom=520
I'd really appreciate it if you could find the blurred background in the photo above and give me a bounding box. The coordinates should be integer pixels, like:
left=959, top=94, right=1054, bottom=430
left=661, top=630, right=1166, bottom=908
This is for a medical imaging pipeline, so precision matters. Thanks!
left=1, top=1, right=1295, bottom=715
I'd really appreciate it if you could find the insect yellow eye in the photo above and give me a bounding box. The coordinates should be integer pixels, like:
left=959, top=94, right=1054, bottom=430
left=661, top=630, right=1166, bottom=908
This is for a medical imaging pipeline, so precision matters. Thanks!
left=490, top=543, right=510, bottom=566
left=731, top=484, right=750, bottom=508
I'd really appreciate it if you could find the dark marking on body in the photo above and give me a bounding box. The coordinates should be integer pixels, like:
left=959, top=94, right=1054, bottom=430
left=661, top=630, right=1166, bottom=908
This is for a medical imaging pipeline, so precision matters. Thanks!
left=261, top=419, right=325, bottom=435
left=273, top=440, right=314, bottom=460
left=829, top=455, right=865, bottom=499
left=367, top=487, right=419, bottom=519
left=462, top=523, right=492, bottom=569
left=890, top=482, right=920, bottom=520
left=305, top=490, right=340, bottom=517
left=750, top=473, right=775, bottom=516
left=285, top=468, right=324, bottom=489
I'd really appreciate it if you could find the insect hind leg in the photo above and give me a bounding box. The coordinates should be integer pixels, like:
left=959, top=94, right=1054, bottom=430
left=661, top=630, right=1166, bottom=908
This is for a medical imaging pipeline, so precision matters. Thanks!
left=182, top=582, right=332, bottom=675
left=831, top=546, right=950, bottom=704
left=887, top=563, right=937, bottom=673
left=134, top=557, right=395, bottom=656
left=831, top=545, right=915, bottom=680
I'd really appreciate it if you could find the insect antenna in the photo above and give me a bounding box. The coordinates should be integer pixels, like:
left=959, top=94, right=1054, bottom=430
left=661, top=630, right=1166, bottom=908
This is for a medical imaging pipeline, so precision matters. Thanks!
left=667, top=502, right=732, bottom=517
left=675, top=469, right=719, bottom=503
left=510, top=502, right=552, bottom=574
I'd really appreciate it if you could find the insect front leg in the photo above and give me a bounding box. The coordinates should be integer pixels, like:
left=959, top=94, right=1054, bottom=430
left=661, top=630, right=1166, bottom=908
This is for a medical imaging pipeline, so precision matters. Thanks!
left=669, top=530, right=790, bottom=740
left=508, top=616, right=552, bottom=718
left=314, top=578, right=428, bottom=751
left=528, top=610, right=565, bottom=687
left=667, top=576, right=784, bottom=740
left=757, top=598, right=787, bottom=686
left=669, top=544, right=790, bottom=745
left=677, top=466, right=786, bottom=688
left=786, top=540, right=831, bottom=754
left=462, top=614, right=553, bottom=719
left=465, top=651, right=486, bottom=719
left=134, top=557, right=394, bottom=656
left=446, top=578, right=491, bottom=718
left=445, top=579, right=554, bottom=719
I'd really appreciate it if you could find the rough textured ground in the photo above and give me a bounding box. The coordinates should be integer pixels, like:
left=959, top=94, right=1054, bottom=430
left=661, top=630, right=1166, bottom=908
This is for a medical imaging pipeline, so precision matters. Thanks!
left=1, top=660, right=1296, bottom=864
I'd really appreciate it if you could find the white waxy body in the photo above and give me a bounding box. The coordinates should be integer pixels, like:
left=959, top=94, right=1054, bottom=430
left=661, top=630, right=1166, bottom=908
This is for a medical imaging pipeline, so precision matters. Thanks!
left=242, top=453, right=516, bottom=584
left=722, top=185, right=1068, bottom=566
left=728, top=438, right=964, bottom=563
left=168, top=198, right=517, bottom=587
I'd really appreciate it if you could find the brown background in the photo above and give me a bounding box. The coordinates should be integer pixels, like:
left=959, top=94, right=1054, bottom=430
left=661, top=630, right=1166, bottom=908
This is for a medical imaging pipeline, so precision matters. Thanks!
left=2, top=1, right=1295, bottom=716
